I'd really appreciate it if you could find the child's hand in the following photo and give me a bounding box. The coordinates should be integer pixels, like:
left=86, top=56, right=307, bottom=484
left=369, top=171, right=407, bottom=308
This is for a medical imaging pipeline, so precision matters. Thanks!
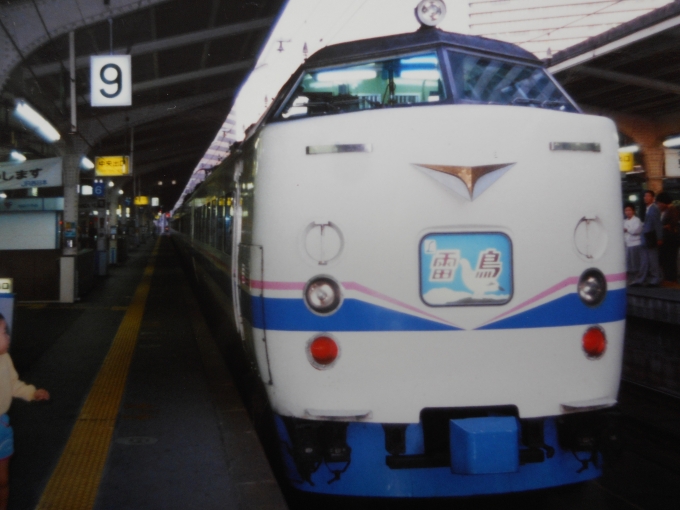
left=33, top=389, right=50, bottom=401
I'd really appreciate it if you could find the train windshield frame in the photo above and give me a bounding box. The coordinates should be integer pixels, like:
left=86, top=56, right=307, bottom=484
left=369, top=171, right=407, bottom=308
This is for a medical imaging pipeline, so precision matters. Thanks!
left=276, top=51, right=447, bottom=120
left=272, top=47, right=578, bottom=122
left=446, top=50, right=578, bottom=112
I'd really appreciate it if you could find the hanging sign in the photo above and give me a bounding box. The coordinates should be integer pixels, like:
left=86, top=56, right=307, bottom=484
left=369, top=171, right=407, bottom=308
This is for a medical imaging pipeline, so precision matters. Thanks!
left=93, top=182, right=106, bottom=197
left=0, top=157, right=62, bottom=191
left=90, top=55, right=132, bottom=107
left=619, top=152, right=634, bottom=172
left=95, top=156, right=130, bottom=176
left=134, top=196, right=149, bottom=206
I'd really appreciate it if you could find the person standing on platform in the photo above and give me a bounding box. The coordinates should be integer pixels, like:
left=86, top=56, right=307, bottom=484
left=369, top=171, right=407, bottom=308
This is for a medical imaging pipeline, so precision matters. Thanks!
left=655, top=192, right=680, bottom=286
left=0, top=313, right=50, bottom=510
left=632, top=190, right=663, bottom=287
left=624, top=203, right=643, bottom=276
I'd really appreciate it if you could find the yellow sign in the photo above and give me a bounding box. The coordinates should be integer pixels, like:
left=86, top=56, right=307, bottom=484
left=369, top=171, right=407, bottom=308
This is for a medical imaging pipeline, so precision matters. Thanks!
left=619, top=152, right=634, bottom=172
left=134, top=196, right=149, bottom=206
left=95, top=156, right=130, bottom=176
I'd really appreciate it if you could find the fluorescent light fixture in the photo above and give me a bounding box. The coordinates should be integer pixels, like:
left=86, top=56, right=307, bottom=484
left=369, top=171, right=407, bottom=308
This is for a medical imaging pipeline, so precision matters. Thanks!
left=13, top=100, right=61, bottom=142
left=316, top=69, right=377, bottom=82
left=663, top=136, right=680, bottom=147
left=10, top=150, right=26, bottom=162
left=80, top=157, right=95, bottom=170
left=81, top=185, right=93, bottom=196
left=618, top=144, right=639, bottom=153
left=0, top=193, right=7, bottom=199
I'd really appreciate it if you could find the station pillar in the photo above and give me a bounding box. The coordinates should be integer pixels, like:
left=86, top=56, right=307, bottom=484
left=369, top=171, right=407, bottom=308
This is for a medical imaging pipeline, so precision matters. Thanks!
left=59, top=136, right=87, bottom=302
left=640, top=144, right=665, bottom=194
left=107, top=181, right=123, bottom=264
left=615, top=114, right=667, bottom=194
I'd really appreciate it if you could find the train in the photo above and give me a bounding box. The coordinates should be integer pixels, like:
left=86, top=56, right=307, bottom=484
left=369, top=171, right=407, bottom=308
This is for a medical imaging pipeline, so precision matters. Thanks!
left=171, top=1, right=626, bottom=498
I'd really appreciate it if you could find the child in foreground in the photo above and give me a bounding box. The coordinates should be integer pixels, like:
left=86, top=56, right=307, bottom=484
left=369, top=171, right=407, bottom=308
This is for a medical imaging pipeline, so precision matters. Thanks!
left=0, top=313, right=49, bottom=510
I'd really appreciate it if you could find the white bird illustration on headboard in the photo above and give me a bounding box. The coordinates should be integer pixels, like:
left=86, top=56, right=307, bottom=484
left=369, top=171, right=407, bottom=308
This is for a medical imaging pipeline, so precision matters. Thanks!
left=459, top=249, right=504, bottom=299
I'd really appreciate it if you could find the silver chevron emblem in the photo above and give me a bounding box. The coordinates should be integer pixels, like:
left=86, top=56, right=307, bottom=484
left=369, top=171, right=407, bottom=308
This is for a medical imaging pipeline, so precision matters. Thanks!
left=414, top=163, right=515, bottom=200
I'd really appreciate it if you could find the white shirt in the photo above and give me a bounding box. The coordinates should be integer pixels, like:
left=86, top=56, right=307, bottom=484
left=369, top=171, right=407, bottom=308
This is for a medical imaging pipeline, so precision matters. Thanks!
left=624, top=215, right=642, bottom=247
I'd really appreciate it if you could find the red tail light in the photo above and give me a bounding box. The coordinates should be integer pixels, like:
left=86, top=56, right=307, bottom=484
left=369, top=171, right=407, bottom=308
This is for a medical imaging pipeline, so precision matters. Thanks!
left=582, top=326, right=606, bottom=358
left=309, top=336, right=338, bottom=368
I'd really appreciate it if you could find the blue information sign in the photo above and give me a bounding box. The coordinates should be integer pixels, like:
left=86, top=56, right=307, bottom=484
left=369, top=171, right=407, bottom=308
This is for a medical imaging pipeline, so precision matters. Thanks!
left=93, top=182, right=106, bottom=197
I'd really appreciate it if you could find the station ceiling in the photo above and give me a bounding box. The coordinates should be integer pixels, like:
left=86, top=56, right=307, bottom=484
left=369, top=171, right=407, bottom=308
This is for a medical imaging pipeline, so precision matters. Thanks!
left=1, top=0, right=286, bottom=210
left=4, top=0, right=680, bottom=210
left=550, top=1, right=680, bottom=130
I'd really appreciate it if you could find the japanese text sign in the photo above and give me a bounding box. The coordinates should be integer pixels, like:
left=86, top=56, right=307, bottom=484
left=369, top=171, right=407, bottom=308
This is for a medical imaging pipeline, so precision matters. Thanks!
left=0, top=157, right=62, bottom=191
left=95, top=156, right=130, bottom=176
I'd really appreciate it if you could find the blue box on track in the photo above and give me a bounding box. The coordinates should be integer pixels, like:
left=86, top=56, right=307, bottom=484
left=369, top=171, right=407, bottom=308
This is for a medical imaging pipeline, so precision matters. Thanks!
left=450, top=416, right=519, bottom=474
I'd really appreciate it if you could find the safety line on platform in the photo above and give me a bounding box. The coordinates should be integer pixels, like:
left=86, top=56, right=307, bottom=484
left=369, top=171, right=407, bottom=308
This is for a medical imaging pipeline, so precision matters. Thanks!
left=35, top=238, right=161, bottom=510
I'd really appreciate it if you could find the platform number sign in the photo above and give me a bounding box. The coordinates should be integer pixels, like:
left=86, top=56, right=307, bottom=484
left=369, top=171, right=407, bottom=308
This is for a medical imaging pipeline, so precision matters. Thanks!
left=93, top=182, right=106, bottom=197
left=90, top=55, right=132, bottom=107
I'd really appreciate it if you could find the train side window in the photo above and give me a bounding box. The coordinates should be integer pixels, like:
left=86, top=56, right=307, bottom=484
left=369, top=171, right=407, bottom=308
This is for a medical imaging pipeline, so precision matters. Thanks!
left=277, top=52, right=445, bottom=119
left=448, top=51, right=578, bottom=112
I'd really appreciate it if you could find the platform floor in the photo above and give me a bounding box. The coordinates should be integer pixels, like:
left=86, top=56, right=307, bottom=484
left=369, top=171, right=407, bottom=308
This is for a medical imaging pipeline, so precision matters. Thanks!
left=7, top=237, right=287, bottom=510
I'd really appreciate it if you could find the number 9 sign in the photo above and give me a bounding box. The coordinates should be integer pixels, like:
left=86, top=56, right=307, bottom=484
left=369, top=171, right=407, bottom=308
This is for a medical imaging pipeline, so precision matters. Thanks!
left=90, top=55, right=132, bottom=107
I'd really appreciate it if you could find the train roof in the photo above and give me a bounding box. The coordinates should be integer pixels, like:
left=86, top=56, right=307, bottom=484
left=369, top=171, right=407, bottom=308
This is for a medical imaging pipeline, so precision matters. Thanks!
left=303, top=28, right=541, bottom=69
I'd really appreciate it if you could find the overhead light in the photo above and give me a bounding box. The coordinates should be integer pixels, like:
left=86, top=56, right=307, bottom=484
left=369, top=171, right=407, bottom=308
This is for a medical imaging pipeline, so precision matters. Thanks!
left=108, top=181, right=115, bottom=187
left=13, top=100, right=61, bottom=143
left=118, top=189, right=124, bottom=195
left=618, top=144, right=639, bottom=153
left=80, top=157, right=95, bottom=170
left=0, top=193, right=7, bottom=199
left=663, top=136, right=680, bottom=148
left=10, top=150, right=26, bottom=162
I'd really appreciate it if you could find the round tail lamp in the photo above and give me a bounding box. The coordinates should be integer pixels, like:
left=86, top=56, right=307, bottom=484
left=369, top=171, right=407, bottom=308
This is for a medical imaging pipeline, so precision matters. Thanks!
left=308, top=335, right=339, bottom=369
left=582, top=326, right=606, bottom=358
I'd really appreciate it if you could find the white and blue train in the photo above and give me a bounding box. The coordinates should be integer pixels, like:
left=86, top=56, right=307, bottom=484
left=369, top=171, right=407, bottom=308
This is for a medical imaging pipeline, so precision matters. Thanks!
left=172, top=1, right=625, bottom=498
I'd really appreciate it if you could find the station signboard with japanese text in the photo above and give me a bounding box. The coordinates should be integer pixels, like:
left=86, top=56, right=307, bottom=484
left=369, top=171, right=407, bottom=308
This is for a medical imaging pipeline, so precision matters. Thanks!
left=0, top=157, right=62, bottom=191
left=134, top=196, right=149, bottom=206
left=95, top=156, right=130, bottom=176
left=90, top=55, right=132, bottom=107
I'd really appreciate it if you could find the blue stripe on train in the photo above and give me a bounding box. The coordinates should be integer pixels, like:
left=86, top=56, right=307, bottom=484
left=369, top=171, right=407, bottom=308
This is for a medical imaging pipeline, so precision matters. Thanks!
left=249, top=297, right=460, bottom=331
left=245, top=288, right=626, bottom=332
left=479, top=288, right=627, bottom=330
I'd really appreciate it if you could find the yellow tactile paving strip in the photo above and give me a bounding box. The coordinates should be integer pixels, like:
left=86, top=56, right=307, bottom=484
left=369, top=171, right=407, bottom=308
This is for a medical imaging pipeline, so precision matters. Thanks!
left=35, top=239, right=160, bottom=510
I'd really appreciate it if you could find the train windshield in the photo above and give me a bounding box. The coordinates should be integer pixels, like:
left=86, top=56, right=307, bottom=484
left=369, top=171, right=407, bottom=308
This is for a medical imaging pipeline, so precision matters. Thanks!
left=448, top=51, right=578, bottom=112
left=278, top=52, right=446, bottom=119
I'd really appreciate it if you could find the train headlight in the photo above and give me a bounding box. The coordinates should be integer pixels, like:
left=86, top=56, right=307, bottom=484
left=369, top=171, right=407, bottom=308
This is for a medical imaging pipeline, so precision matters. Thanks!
left=577, top=268, right=607, bottom=307
left=415, top=0, right=447, bottom=27
left=304, top=276, right=342, bottom=315
left=308, top=335, right=339, bottom=369
left=582, top=326, right=606, bottom=358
